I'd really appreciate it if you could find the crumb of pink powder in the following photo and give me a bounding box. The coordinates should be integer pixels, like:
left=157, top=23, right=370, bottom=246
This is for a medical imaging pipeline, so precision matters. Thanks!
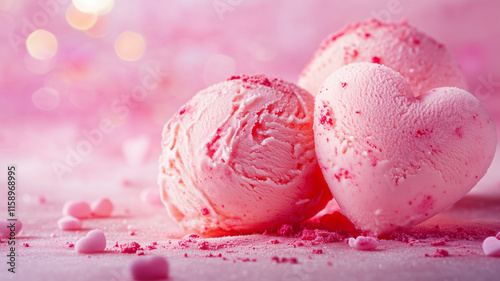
left=425, top=249, right=449, bottom=257
left=277, top=224, right=294, bottom=237
left=23, top=243, right=29, bottom=247
left=271, top=256, right=298, bottom=264
left=120, top=242, right=142, bottom=254
left=312, top=249, right=323, bottom=254
left=300, top=229, right=317, bottom=240
left=430, top=239, right=447, bottom=246
left=205, top=253, right=222, bottom=258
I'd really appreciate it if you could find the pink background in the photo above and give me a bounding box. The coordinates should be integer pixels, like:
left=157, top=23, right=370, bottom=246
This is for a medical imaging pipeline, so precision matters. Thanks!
left=1, top=1, right=500, bottom=280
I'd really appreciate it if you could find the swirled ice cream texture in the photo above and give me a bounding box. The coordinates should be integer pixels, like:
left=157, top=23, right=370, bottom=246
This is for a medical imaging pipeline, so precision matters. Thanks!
left=158, top=75, right=331, bottom=236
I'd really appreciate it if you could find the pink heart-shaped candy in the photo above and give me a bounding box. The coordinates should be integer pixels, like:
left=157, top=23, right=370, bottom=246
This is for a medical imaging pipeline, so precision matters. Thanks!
left=0, top=218, right=22, bottom=238
left=57, top=216, right=82, bottom=230
left=482, top=236, right=500, bottom=257
left=140, top=189, right=163, bottom=206
left=62, top=200, right=91, bottom=219
left=315, top=63, right=497, bottom=234
left=130, top=256, right=169, bottom=280
left=75, top=229, right=106, bottom=253
left=91, top=198, right=114, bottom=217
left=348, top=236, right=378, bottom=251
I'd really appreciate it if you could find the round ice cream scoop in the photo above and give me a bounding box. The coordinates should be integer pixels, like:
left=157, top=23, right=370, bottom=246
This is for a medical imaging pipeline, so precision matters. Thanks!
left=299, top=19, right=468, bottom=97
left=158, top=75, right=331, bottom=236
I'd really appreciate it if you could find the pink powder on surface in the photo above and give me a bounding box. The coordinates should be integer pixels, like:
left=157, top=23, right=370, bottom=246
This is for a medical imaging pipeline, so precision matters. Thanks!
left=425, top=249, right=450, bottom=257
left=430, top=239, right=447, bottom=246
left=277, top=224, right=295, bottom=237
left=120, top=242, right=142, bottom=254
left=272, top=257, right=299, bottom=264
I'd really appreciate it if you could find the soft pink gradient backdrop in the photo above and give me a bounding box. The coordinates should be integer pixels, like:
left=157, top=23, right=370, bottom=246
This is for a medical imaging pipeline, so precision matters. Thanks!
left=0, top=0, right=499, bottom=193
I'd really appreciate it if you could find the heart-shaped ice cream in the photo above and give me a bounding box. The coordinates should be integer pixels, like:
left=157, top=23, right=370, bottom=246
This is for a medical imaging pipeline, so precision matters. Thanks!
left=75, top=229, right=107, bottom=253
left=314, top=62, right=497, bottom=235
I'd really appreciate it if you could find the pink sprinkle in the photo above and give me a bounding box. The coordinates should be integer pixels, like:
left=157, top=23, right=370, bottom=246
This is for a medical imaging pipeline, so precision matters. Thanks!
left=91, top=198, right=114, bottom=217
left=75, top=229, right=107, bottom=253
left=62, top=200, right=91, bottom=219
left=348, top=236, right=378, bottom=251
left=129, top=256, right=169, bottom=280
left=341, top=82, right=347, bottom=88
left=372, top=56, right=381, bottom=64
left=312, top=249, right=323, bottom=254
left=67, top=243, right=74, bottom=248
left=23, top=243, right=29, bottom=247
left=137, top=252, right=145, bottom=256
left=184, top=253, right=188, bottom=258
left=129, top=231, right=136, bottom=236
left=425, top=249, right=449, bottom=258
left=121, top=242, right=141, bottom=254
left=57, top=216, right=82, bottom=231
left=482, top=236, right=500, bottom=257
left=200, top=208, right=209, bottom=216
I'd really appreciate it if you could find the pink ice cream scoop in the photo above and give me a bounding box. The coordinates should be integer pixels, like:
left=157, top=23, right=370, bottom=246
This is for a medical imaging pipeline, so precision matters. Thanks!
left=158, top=75, right=331, bottom=236
left=314, top=62, right=496, bottom=235
left=299, top=19, right=468, bottom=97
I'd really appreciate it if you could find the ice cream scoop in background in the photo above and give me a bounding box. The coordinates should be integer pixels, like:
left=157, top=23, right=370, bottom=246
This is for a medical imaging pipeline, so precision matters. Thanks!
left=299, top=19, right=468, bottom=97
left=158, top=75, right=332, bottom=236
left=314, top=62, right=497, bottom=235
